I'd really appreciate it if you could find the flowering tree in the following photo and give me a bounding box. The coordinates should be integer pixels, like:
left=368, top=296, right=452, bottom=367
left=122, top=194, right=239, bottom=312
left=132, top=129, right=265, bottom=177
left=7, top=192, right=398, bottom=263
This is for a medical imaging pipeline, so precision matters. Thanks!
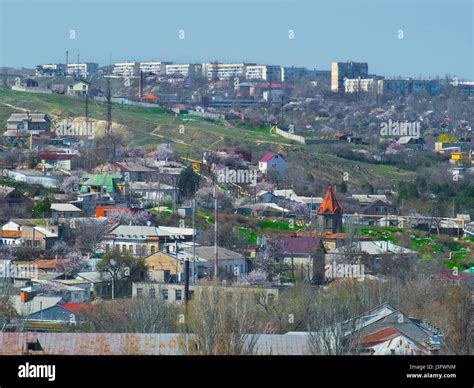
left=60, top=173, right=83, bottom=194
left=255, top=237, right=289, bottom=282
left=154, top=144, right=174, bottom=161
left=237, top=269, right=268, bottom=285
left=107, top=210, right=150, bottom=225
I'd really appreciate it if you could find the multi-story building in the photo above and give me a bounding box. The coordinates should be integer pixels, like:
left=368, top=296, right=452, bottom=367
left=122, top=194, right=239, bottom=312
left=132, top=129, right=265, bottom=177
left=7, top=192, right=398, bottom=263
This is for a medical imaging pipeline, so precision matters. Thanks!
left=383, top=79, right=439, bottom=96
left=454, top=81, right=474, bottom=96
left=35, top=64, right=66, bottom=77
left=281, top=66, right=307, bottom=82
left=66, top=63, right=99, bottom=78
left=245, top=65, right=282, bottom=81
left=112, top=62, right=140, bottom=77
left=165, top=63, right=202, bottom=78
left=203, top=62, right=252, bottom=80
left=344, top=77, right=384, bottom=94
left=331, top=61, right=369, bottom=92
left=139, top=61, right=171, bottom=75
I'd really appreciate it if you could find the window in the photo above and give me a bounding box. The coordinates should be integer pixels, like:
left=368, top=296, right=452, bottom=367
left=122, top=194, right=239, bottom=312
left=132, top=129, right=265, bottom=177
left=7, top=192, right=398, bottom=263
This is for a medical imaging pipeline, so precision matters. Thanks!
left=151, top=245, right=156, bottom=254
left=162, top=289, right=169, bottom=300
left=129, top=245, right=133, bottom=254
left=150, top=288, right=156, bottom=299
left=175, top=289, right=182, bottom=301
left=136, top=288, right=143, bottom=298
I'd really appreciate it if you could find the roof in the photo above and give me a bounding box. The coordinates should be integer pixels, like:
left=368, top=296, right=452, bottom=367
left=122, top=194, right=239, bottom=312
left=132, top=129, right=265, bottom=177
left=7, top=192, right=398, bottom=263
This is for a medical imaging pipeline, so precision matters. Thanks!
left=114, top=162, right=155, bottom=173
left=11, top=295, right=62, bottom=317
left=259, top=152, right=283, bottom=162
left=33, top=226, right=58, bottom=238
left=184, top=246, right=243, bottom=261
left=317, top=185, right=343, bottom=214
left=80, top=173, right=123, bottom=193
left=59, top=302, right=90, bottom=314
left=145, top=252, right=183, bottom=274
left=28, top=259, right=57, bottom=270
left=332, top=241, right=417, bottom=255
left=280, top=237, right=323, bottom=254
left=7, top=113, right=50, bottom=123
left=0, top=332, right=310, bottom=355
left=50, top=203, right=82, bottom=212
left=0, top=230, right=22, bottom=238
left=142, top=93, right=158, bottom=100
left=0, top=185, right=16, bottom=198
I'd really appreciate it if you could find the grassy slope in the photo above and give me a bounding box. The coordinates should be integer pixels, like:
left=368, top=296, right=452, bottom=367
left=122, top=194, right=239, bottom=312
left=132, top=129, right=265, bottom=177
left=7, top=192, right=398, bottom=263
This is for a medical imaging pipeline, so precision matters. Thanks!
left=0, top=89, right=414, bottom=188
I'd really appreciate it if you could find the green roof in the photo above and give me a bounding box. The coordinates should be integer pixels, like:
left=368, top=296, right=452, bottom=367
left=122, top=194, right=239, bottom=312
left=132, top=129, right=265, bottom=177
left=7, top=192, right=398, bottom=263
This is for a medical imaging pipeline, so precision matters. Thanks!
left=80, top=173, right=123, bottom=194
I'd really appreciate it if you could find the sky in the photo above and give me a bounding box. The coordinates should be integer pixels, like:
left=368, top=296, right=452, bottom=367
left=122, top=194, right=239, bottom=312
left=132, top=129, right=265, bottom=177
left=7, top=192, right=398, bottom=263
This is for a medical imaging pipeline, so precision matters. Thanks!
left=0, top=0, right=472, bottom=80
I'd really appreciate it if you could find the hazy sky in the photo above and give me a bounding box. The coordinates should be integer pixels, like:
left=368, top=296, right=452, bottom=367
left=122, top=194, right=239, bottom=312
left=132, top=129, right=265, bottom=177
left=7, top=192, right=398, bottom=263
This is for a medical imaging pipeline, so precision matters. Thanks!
left=1, top=0, right=472, bottom=79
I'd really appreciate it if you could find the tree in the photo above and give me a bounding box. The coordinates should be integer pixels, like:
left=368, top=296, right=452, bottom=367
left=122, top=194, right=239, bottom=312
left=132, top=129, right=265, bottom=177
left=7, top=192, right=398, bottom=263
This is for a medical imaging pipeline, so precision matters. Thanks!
left=0, top=294, right=18, bottom=331
left=178, top=284, right=260, bottom=355
left=254, top=237, right=289, bottom=282
left=107, top=210, right=150, bottom=225
left=32, top=197, right=51, bottom=218
left=177, top=166, right=200, bottom=199
left=60, top=173, right=82, bottom=194
left=96, top=251, right=146, bottom=297
left=154, top=144, right=174, bottom=161
left=73, top=218, right=109, bottom=255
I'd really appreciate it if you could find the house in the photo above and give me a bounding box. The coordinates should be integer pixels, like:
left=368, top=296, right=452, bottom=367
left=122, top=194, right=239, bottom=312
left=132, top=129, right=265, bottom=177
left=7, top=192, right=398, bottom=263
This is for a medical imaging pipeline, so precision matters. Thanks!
left=396, top=136, right=424, bottom=150
left=347, top=303, right=443, bottom=355
left=6, top=113, right=51, bottom=134
left=0, top=186, right=31, bottom=219
left=21, top=224, right=59, bottom=250
left=235, top=202, right=293, bottom=217
left=38, top=153, right=79, bottom=171
left=6, top=169, right=60, bottom=189
left=114, top=162, right=156, bottom=182
left=76, top=271, right=113, bottom=299
left=183, top=246, right=249, bottom=278
left=145, top=251, right=183, bottom=283
left=326, top=240, right=418, bottom=276
left=67, top=80, right=91, bottom=97
left=50, top=203, right=82, bottom=219
left=258, top=152, right=286, bottom=177
left=279, top=236, right=326, bottom=283
left=102, top=225, right=194, bottom=257
left=80, top=173, right=126, bottom=198
left=129, top=182, right=178, bottom=204
left=256, top=190, right=278, bottom=203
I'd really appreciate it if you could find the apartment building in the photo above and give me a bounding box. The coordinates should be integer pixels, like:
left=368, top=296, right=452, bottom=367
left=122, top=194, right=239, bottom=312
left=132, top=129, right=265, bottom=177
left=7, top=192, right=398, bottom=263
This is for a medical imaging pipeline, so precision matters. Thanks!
left=345, top=78, right=384, bottom=94
left=66, top=63, right=99, bottom=78
left=331, top=61, right=369, bottom=92
left=165, top=63, right=202, bottom=78
left=383, top=79, right=440, bottom=96
left=112, top=62, right=140, bottom=77
left=35, top=64, right=66, bottom=77
left=139, top=61, right=171, bottom=75
left=203, top=62, right=252, bottom=80
left=245, top=65, right=282, bottom=81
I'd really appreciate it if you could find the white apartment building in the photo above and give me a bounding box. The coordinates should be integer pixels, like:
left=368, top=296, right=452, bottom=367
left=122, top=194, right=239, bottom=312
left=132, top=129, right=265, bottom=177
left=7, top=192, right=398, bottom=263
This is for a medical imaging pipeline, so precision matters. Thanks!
left=112, top=62, right=140, bottom=77
left=139, top=61, right=170, bottom=75
left=165, top=63, right=203, bottom=78
left=345, top=78, right=383, bottom=94
left=66, top=63, right=99, bottom=78
left=245, top=65, right=282, bottom=81
left=203, top=63, right=252, bottom=80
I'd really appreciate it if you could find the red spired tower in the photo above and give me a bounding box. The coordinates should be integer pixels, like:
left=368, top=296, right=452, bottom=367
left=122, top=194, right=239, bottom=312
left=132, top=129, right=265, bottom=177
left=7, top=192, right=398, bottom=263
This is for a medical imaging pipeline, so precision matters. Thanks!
left=317, top=185, right=343, bottom=234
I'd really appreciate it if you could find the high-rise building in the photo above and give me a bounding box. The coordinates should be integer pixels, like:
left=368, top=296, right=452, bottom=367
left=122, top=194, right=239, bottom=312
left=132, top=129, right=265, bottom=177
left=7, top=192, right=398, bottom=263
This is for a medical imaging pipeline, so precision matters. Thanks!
left=344, top=78, right=384, bottom=94
left=35, top=64, right=66, bottom=77
left=139, top=61, right=171, bottom=75
left=165, top=63, right=203, bottom=78
left=203, top=63, right=253, bottom=80
left=331, top=61, right=368, bottom=92
left=245, top=65, right=282, bottom=81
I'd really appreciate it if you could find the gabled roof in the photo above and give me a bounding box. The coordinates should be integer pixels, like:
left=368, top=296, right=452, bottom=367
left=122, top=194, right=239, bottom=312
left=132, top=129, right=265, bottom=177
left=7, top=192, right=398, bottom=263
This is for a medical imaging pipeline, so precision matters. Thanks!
left=280, top=236, right=324, bottom=254
left=260, top=152, right=283, bottom=162
left=317, top=185, right=343, bottom=214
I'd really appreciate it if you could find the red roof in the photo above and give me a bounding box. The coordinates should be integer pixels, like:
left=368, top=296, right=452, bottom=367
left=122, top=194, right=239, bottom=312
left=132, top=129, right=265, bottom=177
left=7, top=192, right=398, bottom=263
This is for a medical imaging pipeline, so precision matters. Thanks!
left=60, top=302, right=90, bottom=314
left=142, top=93, right=158, bottom=100
left=354, top=326, right=400, bottom=347
left=317, top=185, right=343, bottom=214
left=260, top=152, right=283, bottom=162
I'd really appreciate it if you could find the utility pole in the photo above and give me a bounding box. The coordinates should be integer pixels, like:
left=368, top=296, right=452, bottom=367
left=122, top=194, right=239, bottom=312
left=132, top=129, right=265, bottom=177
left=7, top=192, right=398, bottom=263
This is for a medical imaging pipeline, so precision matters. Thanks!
left=214, top=186, right=218, bottom=279
left=192, top=198, right=196, bottom=283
